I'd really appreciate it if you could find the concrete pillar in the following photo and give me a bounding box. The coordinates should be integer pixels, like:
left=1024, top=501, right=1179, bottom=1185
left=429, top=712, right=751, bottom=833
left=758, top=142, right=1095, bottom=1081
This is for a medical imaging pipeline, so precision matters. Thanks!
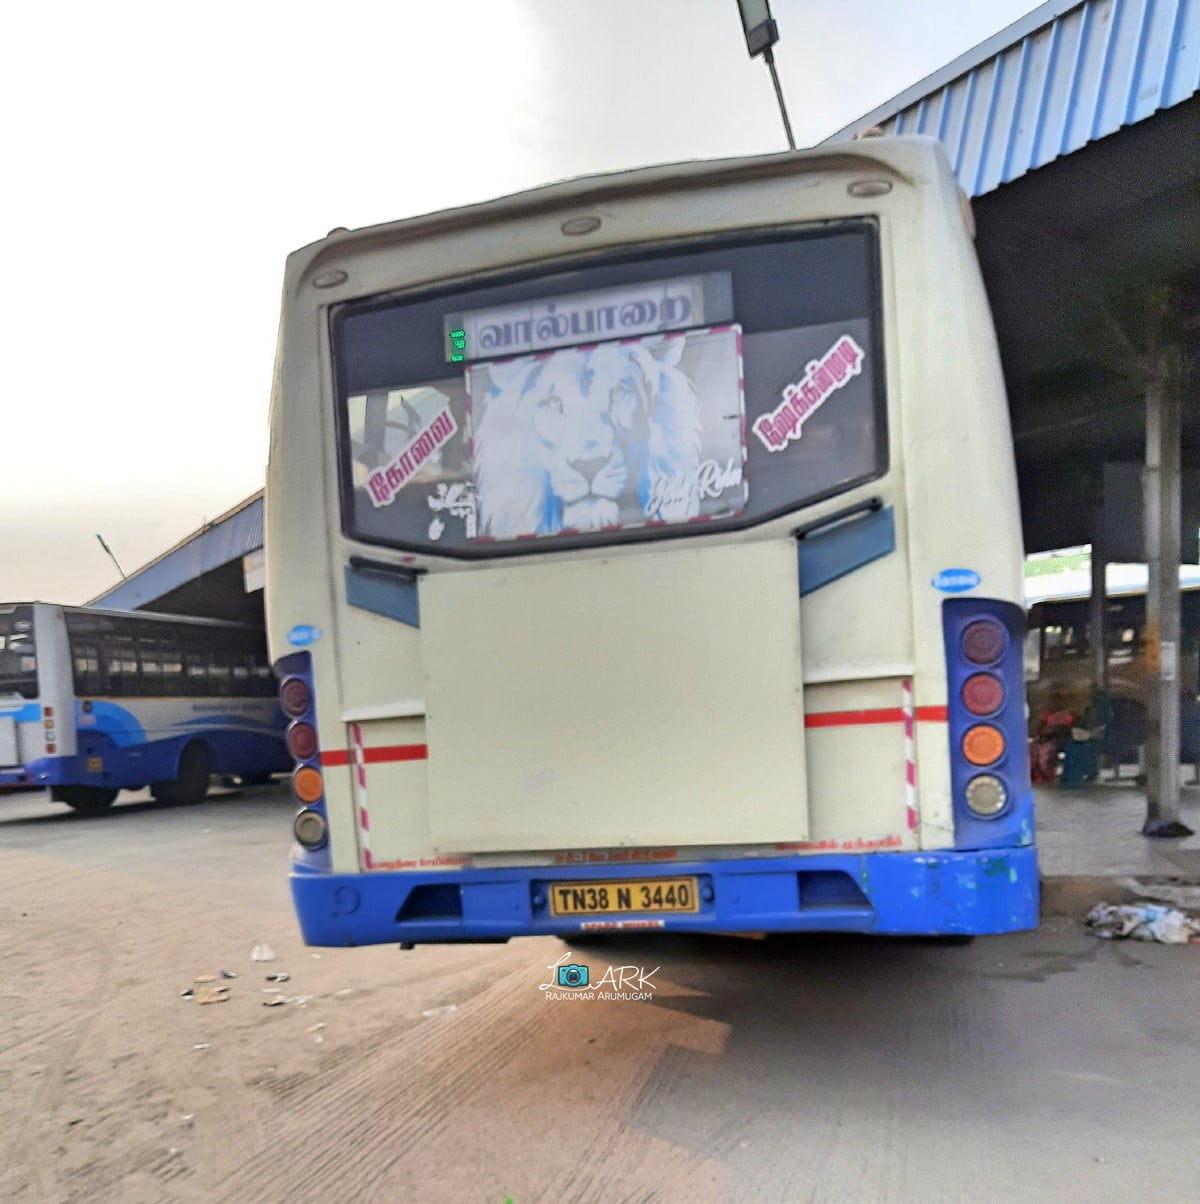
left=1090, top=507, right=1107, bottom=697
left=1142, top=346, right=1191, bottom=837
left=1089, top=509, right=1107, bottom=775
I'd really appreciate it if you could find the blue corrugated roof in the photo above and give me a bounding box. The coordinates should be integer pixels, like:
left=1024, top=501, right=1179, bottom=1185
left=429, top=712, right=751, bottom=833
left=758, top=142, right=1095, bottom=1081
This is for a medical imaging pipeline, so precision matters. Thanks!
left=90, top=491, right=263, bottom=611
left=825, top=0, right=1200, bottom=196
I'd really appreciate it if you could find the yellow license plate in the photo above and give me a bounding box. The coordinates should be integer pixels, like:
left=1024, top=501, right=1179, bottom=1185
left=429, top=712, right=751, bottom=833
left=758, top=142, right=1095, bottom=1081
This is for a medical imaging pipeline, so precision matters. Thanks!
left=549, top=876, right=699, bottom=916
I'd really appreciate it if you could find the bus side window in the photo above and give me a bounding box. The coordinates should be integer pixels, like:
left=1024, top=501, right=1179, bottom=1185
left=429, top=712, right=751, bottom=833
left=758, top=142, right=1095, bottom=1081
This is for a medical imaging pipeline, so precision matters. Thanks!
left=252, top=659, right=274, bottom=696
left=107, top=638, right=140, bottom=697
left=139, top=637, right=164, bottom=696
left=73, top=643, right=103, bottom=696
left=160, top=637, right=184, bottom=695
left=247, top=634, right=274, bottom=696
left=230, top=649, right=253, bottom=697
left=181, top=628, right=210, bottom=696
left=207, top=645, right=233, bottom=697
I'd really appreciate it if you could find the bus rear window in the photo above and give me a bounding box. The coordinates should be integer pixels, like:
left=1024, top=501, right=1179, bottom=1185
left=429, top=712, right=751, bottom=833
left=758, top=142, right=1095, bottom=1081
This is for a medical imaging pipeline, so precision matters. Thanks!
left=333, top=223, right=885, bottom=556
left=0, top=606, right=38, bottom=698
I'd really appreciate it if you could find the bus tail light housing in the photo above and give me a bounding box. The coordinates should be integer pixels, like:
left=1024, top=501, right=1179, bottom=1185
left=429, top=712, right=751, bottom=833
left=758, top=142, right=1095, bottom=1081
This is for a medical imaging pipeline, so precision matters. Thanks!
left=961, top=672, right=1004, bottom=715
left=274, top=651, right=330, bottom=860
left=287, top=721, right=319, bottom=761
left=942, top=598, right=1032, bottom=850
left=962, top=724, right=1005, bottom=765
left=294, top=807, right=328, bottom=848
left=292, top=765, right=324, bottom=804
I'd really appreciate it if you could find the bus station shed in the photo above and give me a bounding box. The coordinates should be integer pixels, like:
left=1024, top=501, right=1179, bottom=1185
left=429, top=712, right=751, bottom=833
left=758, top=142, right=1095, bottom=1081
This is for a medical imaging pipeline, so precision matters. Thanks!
left=91, top=491, right=265, bottom=625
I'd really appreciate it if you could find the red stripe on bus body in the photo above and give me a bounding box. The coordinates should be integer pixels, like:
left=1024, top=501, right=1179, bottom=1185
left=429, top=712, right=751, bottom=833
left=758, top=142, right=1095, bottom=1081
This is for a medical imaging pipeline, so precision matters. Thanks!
left=321, top=744, right=428, bottom=768
left=319, top=714, right=949, bottom=764
left=805, top=706, right=948, bottom=728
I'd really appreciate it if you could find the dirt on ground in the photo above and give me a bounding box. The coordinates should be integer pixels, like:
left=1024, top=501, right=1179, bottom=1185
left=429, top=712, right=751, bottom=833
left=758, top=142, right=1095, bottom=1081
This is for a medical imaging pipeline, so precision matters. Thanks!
left=0, top=826, right=721, bottom=1203
left=6, top=790, right=1200, bottom=1203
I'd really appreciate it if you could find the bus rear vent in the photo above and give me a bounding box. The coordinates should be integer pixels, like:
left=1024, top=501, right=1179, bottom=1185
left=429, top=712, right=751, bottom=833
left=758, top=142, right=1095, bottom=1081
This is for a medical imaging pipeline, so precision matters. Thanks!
left=798, top=871, right=870, bottom=909
left=396, top=884, right=464, bottom=922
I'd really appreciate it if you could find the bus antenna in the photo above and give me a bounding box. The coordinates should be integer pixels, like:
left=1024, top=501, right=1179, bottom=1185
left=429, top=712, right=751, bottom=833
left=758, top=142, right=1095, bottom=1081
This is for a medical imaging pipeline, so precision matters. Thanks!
left=96, top=533, right=128, bottom=581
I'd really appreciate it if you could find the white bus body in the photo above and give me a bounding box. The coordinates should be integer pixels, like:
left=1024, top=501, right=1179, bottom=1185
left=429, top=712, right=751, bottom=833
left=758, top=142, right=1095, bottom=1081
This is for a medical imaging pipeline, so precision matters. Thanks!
left=267, top=138, right=1037, bottom=945
left=0, top=603, right=288, bottom=813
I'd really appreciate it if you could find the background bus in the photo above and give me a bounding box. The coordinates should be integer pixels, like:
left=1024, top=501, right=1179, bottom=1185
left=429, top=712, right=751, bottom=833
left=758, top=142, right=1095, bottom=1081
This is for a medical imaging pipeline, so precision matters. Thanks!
left=0, top=603, right=289, bottom=814
left=267, top=137, right=1037, bottom=946
left=1026, top=570, right=1200, bottom=768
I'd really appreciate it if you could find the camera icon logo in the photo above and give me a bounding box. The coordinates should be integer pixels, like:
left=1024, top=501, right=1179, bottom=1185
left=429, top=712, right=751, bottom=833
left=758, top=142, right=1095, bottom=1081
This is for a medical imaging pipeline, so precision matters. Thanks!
left=557, top=963, right=589, bottom=989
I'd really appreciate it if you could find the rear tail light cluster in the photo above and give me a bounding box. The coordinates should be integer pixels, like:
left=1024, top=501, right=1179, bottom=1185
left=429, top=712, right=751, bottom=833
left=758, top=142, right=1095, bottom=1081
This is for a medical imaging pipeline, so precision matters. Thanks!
left=943, top=600, right=1031, bottom=844
left=44, top=705, right=57, bottom=755
left=958, top=618, right=1008, bottom=813
left=277, top=657, right=328, bottom=851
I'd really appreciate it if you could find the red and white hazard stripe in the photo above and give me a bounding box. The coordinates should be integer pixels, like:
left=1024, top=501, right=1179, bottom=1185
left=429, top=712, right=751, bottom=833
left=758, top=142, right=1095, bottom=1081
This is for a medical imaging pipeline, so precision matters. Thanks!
left=902, top=678, right=918, bottom=831
left=350, top=722, right=374, bottom=870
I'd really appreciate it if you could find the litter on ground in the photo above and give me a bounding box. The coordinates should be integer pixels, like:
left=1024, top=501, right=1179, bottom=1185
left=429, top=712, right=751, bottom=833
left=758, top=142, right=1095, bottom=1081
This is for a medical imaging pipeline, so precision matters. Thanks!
left=1085, top=902, right=1200, bottom=944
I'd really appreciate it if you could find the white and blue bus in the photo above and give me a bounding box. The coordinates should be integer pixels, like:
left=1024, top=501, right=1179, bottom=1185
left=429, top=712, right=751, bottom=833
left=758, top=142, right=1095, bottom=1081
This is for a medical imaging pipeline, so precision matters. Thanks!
left=0, top=603, right=289, bottom=814
left=267, top=138, right=1038, bottom=945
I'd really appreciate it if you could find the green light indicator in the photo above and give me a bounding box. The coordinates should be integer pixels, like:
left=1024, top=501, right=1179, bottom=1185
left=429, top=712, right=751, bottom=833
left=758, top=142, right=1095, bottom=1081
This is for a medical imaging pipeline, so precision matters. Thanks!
left=451, top=353, right=464, bottom=363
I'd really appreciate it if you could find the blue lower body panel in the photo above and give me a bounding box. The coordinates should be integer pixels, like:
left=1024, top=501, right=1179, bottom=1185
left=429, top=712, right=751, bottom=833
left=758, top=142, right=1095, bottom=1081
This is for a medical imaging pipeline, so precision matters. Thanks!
left=291, top=846, right=1039, bottom=946
left=0, top=734, right=289, bottom=793
left=1, top=756, right=67, bottom=789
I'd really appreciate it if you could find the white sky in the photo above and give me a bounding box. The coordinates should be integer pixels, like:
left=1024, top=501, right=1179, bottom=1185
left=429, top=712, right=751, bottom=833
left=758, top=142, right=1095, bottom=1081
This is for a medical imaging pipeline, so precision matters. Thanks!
left=0, top=0, right=1042, bottom=604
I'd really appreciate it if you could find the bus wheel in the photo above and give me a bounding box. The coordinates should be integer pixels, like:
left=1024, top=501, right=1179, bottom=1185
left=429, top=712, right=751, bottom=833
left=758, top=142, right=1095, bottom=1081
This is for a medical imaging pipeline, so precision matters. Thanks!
left=154, top=744, right=212, bottom=806
left=56, top=786, right=119, bottom=815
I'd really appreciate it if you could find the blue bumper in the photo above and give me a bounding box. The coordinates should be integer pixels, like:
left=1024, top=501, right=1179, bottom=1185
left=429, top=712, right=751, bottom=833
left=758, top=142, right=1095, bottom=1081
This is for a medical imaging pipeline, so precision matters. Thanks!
left=0, top=757, right=62, bottom=789
left=291, top=846, right=1039, bottom=946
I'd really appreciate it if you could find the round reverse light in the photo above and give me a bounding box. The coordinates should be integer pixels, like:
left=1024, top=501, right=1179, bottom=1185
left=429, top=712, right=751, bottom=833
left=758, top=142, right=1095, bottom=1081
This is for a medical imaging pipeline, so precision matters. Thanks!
left=965, top=774, right=1008, bottom=817
left=561, top=215, right=601, bottom=236
left=962, top=672, right=1004, bottom=715
left=292, top=765, right=324, bottom=804
left=848, top=178, right=892, bottom=198
left=294, top=807, right=328, bottom=848
left=962, top=619, right=1006, bottom=665
left=287, top=721, right=319, bottom=761
left=963, top=724, right=1006, bottom=766
left=280, top=676, right=311, bottom=718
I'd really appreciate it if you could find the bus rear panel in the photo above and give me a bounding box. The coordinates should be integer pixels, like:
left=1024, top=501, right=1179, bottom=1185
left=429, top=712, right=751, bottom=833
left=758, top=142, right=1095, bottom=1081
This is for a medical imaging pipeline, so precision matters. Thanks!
left=266, top=139, right=1038, bottom=946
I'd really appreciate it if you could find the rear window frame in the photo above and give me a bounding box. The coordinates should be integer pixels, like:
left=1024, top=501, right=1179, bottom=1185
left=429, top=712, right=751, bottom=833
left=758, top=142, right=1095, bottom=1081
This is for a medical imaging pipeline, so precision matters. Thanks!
left=329, top=219, right=889, bottom=561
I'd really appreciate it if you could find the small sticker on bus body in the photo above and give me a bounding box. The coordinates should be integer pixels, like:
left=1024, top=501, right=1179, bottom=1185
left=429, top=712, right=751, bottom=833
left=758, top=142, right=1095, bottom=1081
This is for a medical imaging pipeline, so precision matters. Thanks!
left=287, top=624, right=323, bottom=647
left=932, top=569, right=981, bottom=593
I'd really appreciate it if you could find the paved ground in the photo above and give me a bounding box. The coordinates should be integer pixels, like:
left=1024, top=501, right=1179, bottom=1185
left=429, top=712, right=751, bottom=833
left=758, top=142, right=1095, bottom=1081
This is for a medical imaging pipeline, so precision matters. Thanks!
left=3, top=786, right=1200, bottom=1202
left=1036, top=778, right=1200, bottom=878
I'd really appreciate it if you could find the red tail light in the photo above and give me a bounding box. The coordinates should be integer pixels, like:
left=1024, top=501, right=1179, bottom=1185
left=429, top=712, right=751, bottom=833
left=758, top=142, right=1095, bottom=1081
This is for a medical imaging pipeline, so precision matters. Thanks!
left=287, top=722, right=318, bottom=761
left=961, top=672, right=1004, bottom=715
left=280, top=676, right=311, bottom=718
left=961, top=619, right=1005, bottom=665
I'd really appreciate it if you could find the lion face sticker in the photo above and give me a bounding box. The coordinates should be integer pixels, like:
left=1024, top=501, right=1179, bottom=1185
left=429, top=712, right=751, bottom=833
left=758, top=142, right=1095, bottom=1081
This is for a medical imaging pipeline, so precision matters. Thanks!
left=467, top=327, right=746, bottom=539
